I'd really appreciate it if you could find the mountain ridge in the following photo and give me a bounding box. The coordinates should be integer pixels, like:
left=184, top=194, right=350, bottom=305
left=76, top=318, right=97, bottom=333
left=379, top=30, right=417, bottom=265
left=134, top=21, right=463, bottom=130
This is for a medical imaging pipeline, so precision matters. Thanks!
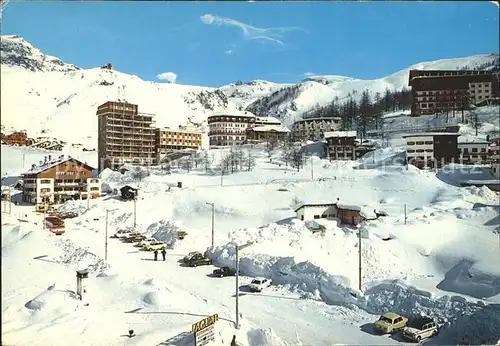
left=1, top=34, right=498, bottom=148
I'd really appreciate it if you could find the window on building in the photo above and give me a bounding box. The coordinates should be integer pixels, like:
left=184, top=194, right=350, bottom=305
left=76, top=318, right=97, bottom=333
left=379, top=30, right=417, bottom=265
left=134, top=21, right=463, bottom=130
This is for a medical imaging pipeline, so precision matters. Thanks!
left=407, top=141, right=415, bottom=145
left=40, top=179, right=51, bottom=184
left=313, top=215, right=320, bottom=219
left=472, top=148, right=478, bottom=153
left=416, top=141, right=424, bottom=145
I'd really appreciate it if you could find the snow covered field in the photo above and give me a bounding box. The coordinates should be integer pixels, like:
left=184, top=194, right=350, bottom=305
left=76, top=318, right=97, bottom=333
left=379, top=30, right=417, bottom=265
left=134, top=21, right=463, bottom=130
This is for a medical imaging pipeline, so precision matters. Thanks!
left=2, top=142, right=500, bottom=345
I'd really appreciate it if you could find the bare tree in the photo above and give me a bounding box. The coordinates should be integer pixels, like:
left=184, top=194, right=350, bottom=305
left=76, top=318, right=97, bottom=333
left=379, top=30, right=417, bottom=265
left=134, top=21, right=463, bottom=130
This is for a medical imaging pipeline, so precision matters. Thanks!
left=470, top=109, right=481, bottom=136
left=180, top=157, right=193, bottom=172
left=290, top=148, right=304, bottom=172
left=234, top=147, right=245, bottom=171
left=247, top=151, right=256, bottom=171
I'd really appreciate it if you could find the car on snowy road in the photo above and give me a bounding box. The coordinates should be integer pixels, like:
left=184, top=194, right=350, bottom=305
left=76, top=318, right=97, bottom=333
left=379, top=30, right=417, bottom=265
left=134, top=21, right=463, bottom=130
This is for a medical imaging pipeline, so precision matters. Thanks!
left=213, top=266, right=239, bottom=277
left=402, top=316, right=438, bottom=342
left=143, top=241, right=167, bottom=251
left=183, top=251, right=202, bottom=263
left=373, top=312, right=408, bottom=334
left=186, top=253, right=212, bottom=267
left=248, top=277, right=272, bottom=292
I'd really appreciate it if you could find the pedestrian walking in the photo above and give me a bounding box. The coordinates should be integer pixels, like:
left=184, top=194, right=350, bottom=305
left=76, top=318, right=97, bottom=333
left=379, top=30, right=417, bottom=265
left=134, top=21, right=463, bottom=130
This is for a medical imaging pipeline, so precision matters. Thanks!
left=154, top=250, right=158, bottom=261
left=161, top=248, right=166, bottom=261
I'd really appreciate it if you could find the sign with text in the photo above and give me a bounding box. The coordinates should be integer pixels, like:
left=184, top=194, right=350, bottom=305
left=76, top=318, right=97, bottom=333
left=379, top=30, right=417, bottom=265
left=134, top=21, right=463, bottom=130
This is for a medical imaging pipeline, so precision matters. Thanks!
left=192, top=314, right=218, bottom=346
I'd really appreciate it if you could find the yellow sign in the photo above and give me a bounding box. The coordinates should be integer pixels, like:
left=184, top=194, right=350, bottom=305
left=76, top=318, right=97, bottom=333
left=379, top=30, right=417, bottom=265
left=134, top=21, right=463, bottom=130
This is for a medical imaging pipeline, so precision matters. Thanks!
left=191, top=314, right=219, bottom=334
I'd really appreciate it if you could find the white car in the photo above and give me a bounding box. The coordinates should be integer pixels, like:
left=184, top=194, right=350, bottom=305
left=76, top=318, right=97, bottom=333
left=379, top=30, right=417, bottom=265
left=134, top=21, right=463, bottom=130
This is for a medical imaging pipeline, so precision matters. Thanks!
left=112, top=229, right=134, bottom=238
left=248, top=277, right=272, bottom=292
left=143, top=241, right=167, bottom=251
left=134, top=238, right=157, bottom=248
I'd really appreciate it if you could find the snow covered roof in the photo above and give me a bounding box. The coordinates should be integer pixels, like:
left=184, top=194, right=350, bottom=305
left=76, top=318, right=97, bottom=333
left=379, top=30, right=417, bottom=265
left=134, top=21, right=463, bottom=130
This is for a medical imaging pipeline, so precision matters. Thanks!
left=250, top=125, right=290, bottom=133
left=402, top=132, right=461, bottom=138
left=21, top=157, right=94, bottom=176
left=294, top=202, right=336, bottom=212
left=294, top=201, right=362, bottom=212
left=255, top=116, right=282, bottom=125
left=323, top=130, right=357, bottom=138
left=336, top=203, right=361, bottom=211
left=210, top=110, right=256, bottom=118
left=458, top=136, right=490, bottom=144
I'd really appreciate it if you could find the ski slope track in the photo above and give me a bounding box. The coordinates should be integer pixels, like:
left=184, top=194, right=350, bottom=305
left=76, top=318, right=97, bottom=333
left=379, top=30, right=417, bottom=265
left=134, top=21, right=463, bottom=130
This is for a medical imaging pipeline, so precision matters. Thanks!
left=2, top=135, right=500, bottom=345
left=1, top=34, right=499, bottom=148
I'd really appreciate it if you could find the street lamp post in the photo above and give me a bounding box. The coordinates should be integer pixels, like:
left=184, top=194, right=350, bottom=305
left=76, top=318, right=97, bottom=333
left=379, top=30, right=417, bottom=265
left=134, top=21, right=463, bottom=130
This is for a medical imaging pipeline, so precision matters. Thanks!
left=235, top=241, right=254, bottom=329
left=105, top=208, right=118, bottom=262
left=206, top=202, right=215, bottom=248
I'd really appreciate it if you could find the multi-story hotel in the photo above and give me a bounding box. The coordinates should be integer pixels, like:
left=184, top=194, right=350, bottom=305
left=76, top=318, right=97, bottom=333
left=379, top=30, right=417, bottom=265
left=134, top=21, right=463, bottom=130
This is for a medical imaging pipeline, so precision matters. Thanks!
left=403, top=132, right=460, bottom=169
left=155, top=127, right=202, bottom=162
left=207, top=110, right=256, bottom=147
left=291, top=117, right=342, bottom=142
left=97, top=101, right=156, bottom=172
left=245, top=116, right=290, bottom=144
left=458, top=138, right=490, bottom=165
left=21, top=157, right=100, bottom=204
left=408, top=70, right=499, bottom=116
left=324, top=130, right=357, bottom=160
left=207, top=111, right=289, bottom=147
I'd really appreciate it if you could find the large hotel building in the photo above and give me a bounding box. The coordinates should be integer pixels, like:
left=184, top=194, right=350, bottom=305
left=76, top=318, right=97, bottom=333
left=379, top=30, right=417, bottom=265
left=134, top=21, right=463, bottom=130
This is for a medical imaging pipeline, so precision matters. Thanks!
left=97, top=101, right=156, bottom=172
left=408, top=70, right=499, bottom=117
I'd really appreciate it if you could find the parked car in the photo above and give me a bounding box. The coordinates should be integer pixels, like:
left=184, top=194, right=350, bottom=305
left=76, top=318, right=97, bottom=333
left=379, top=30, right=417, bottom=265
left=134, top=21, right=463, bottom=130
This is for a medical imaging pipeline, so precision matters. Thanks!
left=121, top=234, right=146, bottom=243
left=59, top=212, right=78, bottom=219
left=248, top=277, right=272, bottom=292
left=187, top=253, right=212, bottom=267
left=373, top=312, right=408, bottom=334
left=402, top=317, right=439, bottom=342
left=143, top=241, right=167, bottom=251
left=134, top=238, right=157, bottom=248
left=183, top=251, right=202, bottom=263
left=111, top=229, right=134, bottom=238
left=213, top=266, right=238, bottom=277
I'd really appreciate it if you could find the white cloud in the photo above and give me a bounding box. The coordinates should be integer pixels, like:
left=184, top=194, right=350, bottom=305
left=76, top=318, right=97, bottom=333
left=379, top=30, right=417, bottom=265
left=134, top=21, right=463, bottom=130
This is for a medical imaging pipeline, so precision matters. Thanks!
left=303, top=72, right=316, bottom=77
left=156, top=72, right=177, bottom=83
left=200, top=14, right=305, bottom=45
left=225, top=49, right=234, bottom=55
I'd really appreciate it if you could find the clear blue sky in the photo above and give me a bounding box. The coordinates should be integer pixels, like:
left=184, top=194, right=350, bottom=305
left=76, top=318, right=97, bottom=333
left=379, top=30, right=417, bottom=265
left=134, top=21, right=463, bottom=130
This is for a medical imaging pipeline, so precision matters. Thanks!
left=3, top=1, right=499, bottom=87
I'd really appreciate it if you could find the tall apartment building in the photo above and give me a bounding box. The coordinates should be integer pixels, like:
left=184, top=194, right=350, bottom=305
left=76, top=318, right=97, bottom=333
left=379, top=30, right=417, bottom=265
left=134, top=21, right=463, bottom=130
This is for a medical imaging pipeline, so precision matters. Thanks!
left=156, top=127, right=202, bottom=162
left=408, top=70, right=499, bottom=116
left=97, top=101, right=156, bottom=172
left=291, top=117, right=342, bottom=142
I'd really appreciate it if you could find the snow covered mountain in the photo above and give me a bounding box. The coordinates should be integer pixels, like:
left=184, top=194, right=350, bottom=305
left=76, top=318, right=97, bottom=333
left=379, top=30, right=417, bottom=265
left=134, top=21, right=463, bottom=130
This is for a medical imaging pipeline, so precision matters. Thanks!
left=1, top=34, right=498, bottom=148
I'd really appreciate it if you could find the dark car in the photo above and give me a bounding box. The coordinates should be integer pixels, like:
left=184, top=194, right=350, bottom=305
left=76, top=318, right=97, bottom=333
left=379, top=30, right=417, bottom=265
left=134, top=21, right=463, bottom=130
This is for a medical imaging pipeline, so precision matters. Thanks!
left=213, top=266, right=238, bottom=277
left=183, top=251, right=202, bottom=263
left=187, top=253, right=212, bottom=267
left=59, top=212, right=78, bottom=219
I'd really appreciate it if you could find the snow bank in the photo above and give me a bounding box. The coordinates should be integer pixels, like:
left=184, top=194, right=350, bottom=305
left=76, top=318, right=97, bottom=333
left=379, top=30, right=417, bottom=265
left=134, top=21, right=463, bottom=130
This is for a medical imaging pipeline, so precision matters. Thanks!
left=54, top=238, right=109, bottom=274
left=24, top=287, right=80, bottom=318
left=146, top=220, right=184, bottom=247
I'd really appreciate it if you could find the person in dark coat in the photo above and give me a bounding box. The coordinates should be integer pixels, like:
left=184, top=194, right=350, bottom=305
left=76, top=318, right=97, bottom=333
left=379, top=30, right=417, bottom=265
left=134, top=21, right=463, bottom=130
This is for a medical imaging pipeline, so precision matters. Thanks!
left=230, top=335, right=237, bottom=346
left=161, top=248, right=166, bottom=261
left=154, top=250, right=158, bottom=261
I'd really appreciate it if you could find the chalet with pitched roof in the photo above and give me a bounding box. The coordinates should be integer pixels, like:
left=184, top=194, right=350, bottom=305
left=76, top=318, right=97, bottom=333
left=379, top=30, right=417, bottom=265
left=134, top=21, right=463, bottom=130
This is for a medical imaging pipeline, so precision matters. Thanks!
left=21, top=157, right=101, bottom=204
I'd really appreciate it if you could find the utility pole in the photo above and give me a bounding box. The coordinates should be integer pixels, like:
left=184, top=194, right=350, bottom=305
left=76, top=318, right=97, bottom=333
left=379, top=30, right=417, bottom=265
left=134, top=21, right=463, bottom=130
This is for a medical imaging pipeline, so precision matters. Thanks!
left=104, top=208, right=118, bottom=262
left=404, top=204, right=407, bottom=225
left=358, top=225, right=362, bottom=291
left=133, top=193, right=137, bottom=228
left=206, top=202, right=215, bottom=248
left=235, top=241, right=254, bottom=329
left=220, top=169, right=224, bottom=187
left=310, top=154, right=314, bottom=180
